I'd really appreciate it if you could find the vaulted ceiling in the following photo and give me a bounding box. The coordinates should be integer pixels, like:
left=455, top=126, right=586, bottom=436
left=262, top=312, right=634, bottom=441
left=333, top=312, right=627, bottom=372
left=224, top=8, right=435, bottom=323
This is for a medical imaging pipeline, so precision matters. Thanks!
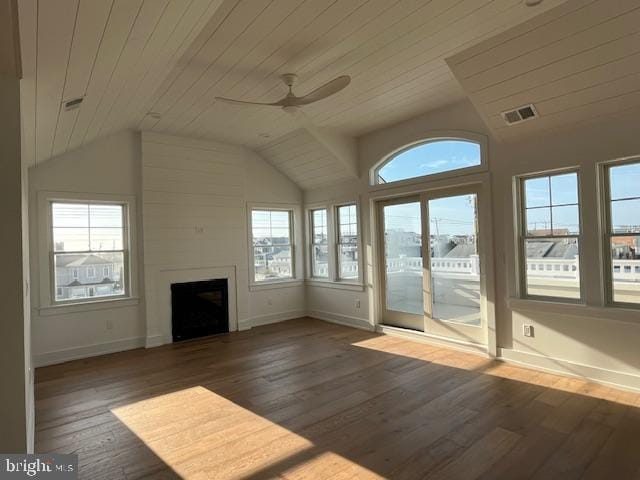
left=20, top=0, right=575, bottom=188
left=447, top=0, right=640, bottom=142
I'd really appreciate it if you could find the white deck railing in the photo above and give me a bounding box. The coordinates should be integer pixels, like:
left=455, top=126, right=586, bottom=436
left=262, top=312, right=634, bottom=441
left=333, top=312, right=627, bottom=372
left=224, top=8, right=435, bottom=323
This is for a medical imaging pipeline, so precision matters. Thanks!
left=383, top=256, right=640, bottom=281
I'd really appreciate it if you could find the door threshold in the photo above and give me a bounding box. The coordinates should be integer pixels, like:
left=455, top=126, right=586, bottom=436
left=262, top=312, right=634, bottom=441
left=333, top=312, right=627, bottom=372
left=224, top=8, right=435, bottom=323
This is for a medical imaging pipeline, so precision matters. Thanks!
left=377, top=324, right=489, bottom=356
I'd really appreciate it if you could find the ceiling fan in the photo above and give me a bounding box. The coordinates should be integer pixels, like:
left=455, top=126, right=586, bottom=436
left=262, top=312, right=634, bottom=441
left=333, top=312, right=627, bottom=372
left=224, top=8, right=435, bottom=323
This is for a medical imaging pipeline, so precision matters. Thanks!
left=215, top=73, right=350, bottom=113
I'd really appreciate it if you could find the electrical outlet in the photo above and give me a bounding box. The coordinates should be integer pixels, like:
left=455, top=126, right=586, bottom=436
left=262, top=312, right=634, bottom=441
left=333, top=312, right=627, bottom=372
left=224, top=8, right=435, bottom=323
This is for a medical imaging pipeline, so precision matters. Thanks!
left=355, top=299, right=361, bottom=309
left=523, top=324, right=534, bottom=337
left=106, top=319, right=114, bottom=331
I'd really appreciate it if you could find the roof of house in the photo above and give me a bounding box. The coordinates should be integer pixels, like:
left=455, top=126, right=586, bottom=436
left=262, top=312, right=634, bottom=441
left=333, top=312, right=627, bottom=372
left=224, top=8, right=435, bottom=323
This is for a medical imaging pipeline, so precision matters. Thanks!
left=444, top=244, right=477, bottom=258
left=66, top=277, right=115, bottom=287
left=526, top=241, right=578, bottom=259
left=57, top=254, right=113, bottom=267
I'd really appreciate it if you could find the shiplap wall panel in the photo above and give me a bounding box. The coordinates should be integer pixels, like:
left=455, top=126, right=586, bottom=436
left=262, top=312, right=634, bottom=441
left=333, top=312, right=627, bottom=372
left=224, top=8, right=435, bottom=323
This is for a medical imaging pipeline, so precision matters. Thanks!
left=141, top=132, right=247, bottom=268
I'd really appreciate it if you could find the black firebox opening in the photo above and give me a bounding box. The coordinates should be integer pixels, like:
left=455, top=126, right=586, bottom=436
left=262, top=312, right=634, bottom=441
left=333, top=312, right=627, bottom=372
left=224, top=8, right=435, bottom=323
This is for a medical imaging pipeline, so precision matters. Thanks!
left=171, top=279, right=229, bottom=342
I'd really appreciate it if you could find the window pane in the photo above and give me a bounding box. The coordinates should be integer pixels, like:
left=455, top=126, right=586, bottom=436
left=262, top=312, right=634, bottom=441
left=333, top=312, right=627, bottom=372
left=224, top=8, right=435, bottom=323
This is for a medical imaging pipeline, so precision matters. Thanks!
left=611, top=236, right=640, bottom=304
left=524, top=238, right=580, bottom=299
left=526, top=207, right=551, bottom=235
left=251, top=210, right=291, bottom=249
left=339, top=244, right=358, bottom=279
left=552, top=205, right=580, bottom=235
left=52, top=203, right=89, bottom=227
left=253, top=246, right=292, bottom=282
left=54, top=252, right=125, bottom=301
left=383, top=202, right=422, bottom=315
left=377, top=140, right=480, bottom=184
left=610, top=198, right=640, bottom=234
left=53, top=227, right=89, bottom=252
left=338, top=205, right=358, bottom=243
left=90, top=228, right=124, bottom=251
left=550, top=173, right=578, bottom=205
left=610, top=162, right=640, bottom=200
left=524, top=177, right=550, bottom=208
left=312, top=244, right=329, bottom=278
left=311, top=209, right=327, bottom=244
left=90, top=204, right=123, bottom=228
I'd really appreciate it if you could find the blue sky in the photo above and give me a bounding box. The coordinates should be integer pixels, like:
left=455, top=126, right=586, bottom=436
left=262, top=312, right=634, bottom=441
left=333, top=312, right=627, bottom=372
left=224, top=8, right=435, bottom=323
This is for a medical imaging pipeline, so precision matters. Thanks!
left=378, top=140, right=481, bottom=183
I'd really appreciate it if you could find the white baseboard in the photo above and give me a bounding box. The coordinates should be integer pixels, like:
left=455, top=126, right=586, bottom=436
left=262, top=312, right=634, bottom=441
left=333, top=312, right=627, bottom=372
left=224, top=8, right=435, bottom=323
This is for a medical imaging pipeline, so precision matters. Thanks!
left=243, top=310, right=307, bottom=329
left=308, top=310, right=374, bottom=331
left=376, top=324, right=489, bottom=355
left=145, top=334, right=166, bottom=348
left=34, top=337, right=146, bottom=367
left=498, top=348, right=640, bottom=393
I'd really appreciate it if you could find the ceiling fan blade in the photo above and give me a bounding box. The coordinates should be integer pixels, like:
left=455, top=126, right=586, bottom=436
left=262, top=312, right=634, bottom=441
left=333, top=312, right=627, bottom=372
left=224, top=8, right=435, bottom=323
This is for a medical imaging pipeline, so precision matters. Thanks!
left=294, top=75, right=351, bottom=105
left=215, top=96, right=285, bottom=107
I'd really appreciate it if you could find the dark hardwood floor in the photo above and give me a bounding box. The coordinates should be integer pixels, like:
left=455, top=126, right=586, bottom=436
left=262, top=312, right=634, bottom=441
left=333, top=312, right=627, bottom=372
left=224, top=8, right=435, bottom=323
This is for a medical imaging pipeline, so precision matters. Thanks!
left=35, top=318, right=640, bottom=479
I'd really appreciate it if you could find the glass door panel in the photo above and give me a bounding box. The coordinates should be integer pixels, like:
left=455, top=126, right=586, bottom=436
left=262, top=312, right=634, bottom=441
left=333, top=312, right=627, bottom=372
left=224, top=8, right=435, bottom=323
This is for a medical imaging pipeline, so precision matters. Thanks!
left=425, top=190, right=485, bottom=344
left=381, top=198, right=424, bottom=331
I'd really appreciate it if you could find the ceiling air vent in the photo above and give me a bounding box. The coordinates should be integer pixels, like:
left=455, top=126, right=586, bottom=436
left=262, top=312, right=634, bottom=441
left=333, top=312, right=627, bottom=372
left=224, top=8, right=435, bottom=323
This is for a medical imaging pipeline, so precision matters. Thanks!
left=501, top=104, right=538, bottom=125
left=63, top=97, right=84, bottom=111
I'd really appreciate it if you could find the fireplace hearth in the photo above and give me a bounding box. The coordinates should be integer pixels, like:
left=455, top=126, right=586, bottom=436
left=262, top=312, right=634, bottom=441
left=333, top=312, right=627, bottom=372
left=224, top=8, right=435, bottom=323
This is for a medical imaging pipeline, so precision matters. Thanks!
left=171, top=279, right=229, bottom=342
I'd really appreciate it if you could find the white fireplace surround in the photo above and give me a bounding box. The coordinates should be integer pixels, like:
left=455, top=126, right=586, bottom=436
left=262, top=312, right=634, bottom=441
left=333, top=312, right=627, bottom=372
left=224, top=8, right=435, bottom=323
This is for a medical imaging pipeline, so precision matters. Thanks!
left=145, top=265, right=238, bottom=347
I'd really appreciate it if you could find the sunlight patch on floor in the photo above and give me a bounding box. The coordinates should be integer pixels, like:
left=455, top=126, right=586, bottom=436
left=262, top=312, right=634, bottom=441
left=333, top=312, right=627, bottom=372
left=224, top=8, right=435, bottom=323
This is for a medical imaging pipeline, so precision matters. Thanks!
left=111, top=386, right=379, bottom=479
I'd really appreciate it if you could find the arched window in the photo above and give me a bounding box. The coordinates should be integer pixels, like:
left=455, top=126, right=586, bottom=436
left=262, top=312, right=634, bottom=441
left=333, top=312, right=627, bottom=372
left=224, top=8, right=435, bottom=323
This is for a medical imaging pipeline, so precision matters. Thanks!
left=373, top=138, right=483, bottom=185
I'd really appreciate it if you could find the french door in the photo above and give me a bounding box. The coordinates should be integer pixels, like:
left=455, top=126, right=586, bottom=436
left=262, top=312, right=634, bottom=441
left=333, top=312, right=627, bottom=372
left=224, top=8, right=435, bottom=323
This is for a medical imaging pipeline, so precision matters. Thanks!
left=379, top=185, right=486, bottom=345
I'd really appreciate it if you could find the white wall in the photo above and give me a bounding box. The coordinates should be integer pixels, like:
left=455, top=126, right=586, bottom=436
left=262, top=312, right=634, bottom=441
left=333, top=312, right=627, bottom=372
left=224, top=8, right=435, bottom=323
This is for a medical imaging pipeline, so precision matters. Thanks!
left=29, top=131, right=146, bottom=366
left=306, top=99, right=640, bottom=391
left=0, top=72, right=31, bottom=452
left=141, top=132, right=303, bottom=345
left=30, top=131, right=304, bottom=363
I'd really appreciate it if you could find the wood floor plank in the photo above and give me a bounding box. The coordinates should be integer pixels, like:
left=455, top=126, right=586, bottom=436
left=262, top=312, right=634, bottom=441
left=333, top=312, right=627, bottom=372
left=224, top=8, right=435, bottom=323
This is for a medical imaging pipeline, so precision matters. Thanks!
left=34, top=317, right=640, bottom=480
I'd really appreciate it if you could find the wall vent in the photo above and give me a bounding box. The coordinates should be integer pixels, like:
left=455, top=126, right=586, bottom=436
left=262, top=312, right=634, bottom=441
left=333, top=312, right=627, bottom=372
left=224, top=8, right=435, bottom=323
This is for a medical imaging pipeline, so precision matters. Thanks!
left=501, top=104, right=538, bottom=125
left=63, top=97, right=84, bottom=111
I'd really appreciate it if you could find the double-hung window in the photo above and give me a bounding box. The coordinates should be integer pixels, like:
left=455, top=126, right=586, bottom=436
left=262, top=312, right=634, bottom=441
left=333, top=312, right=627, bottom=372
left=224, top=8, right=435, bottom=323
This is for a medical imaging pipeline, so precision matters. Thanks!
left=337, top=204, right=359, bottom=280
left=306, top=203, right=360, bottom=284
left=602, top=159, right=640, bottom=305
left=518, top=171, right=582, bottom=301
left=251, top=209, right=294, bottom=283
left=310, top=209, right=329, bottom=278
left=51, top=202, right=128, bottom=303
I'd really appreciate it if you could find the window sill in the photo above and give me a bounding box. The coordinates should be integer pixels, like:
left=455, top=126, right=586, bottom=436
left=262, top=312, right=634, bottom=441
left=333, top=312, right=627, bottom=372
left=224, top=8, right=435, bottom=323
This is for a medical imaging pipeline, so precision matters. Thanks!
left=305, top=280, right=365, bottom=292
left=249, top=280, right=304, bottom=292
left=507, top=297, right=640, bottom=324
left=38, top=297, right=140, bottom=317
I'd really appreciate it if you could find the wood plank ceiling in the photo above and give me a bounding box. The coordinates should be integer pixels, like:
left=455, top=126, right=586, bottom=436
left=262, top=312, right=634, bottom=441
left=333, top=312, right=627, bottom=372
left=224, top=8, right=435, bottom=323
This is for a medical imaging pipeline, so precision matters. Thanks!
left=447, top=0, right=640, bottom=142
left=20, top=0, right=567, bottom=188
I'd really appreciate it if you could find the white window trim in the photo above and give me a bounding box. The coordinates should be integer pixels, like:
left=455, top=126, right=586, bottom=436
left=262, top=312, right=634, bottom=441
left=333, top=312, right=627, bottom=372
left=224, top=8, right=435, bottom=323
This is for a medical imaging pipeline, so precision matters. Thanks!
left=247, top=202, right=303, bottom=290
left=37, top=191, right=139, bottom=312
left=369, top=131, right=488, bottom=189
left=304, top=199, right=364, bottom=289
left=515, top=167, right=584, bottom=304
left=599, top=155, right=640, bottom=310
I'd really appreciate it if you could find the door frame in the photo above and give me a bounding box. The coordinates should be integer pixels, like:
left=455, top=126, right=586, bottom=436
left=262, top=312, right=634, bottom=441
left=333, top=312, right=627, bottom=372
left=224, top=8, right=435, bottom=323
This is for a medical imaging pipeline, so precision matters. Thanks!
left=370, top=172, right=497, bottom=356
